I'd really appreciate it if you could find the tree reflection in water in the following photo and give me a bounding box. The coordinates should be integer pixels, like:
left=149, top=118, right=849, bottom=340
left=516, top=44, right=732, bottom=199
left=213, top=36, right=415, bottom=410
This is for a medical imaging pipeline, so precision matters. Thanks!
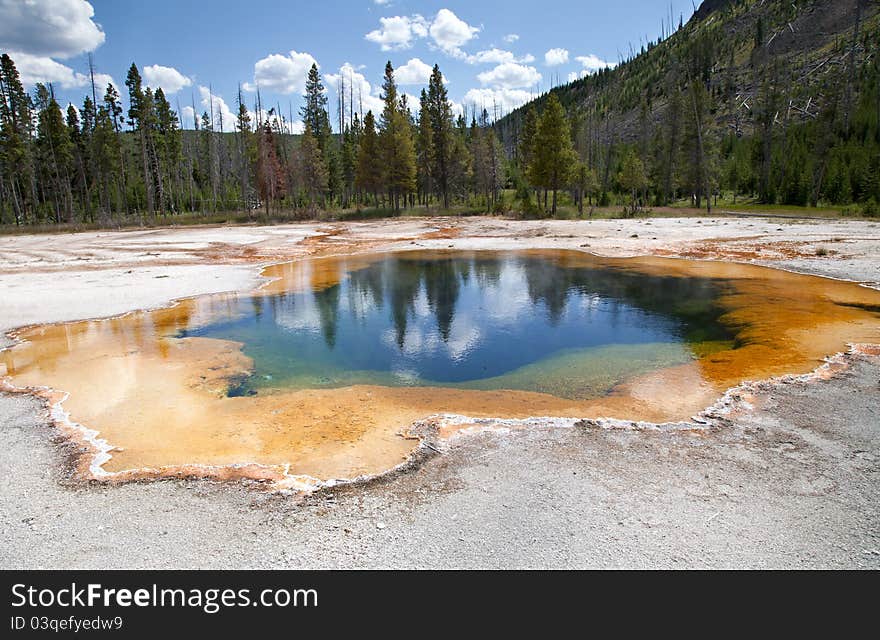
left=183, top=252, right=734, bottom=396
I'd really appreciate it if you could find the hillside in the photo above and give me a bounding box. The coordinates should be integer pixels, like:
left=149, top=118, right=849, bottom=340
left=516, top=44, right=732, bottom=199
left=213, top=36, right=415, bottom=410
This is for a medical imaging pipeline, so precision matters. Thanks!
left=496, top=0, right=880, bottom=209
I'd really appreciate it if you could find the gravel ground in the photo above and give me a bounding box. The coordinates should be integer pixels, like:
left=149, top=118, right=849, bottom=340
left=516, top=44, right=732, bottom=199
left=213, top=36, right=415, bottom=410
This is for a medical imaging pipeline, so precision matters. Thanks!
left=1, top=356, right=877, bottom=569
left=1, top=216, right=878, bottom=569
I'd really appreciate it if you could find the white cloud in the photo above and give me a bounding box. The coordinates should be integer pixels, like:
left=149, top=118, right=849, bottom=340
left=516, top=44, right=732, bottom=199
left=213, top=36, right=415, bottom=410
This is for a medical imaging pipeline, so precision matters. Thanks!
left=365, top=14, right=428, bottom=51
left=181, top=105, right=197, bottom=128
left=477, top=62, right=541, bottom=89
left=91, top=71, right=115, bottom=92
left=503, top=34, right=519, bottom=44
left=429, top=8, right=480, bottom=58
left=394, top=58, right=434, bottom=85
left=10, top=51, right=113, bottom=90
left=364, top=9, right=479, bottom=59
left=197, top=86, right=236, bottom=132
left=0, top=0, right=104, bottom=59
left=575, top=54, right=615, bottom=73
left=243, top=50, right=318, bottom=95
left=325, top=62, right=384, bottom=117
left=143, top=64, right=192, bottom=94
left=0, top=0, right=115, bottom=91
left=466, top=48, right=534, bottom=65
left=401, top=92, right=420, bottom=112
left=373, top=0, right=392, bottom=5
left=462, top=87, right=533, bottom=116
left=544, top=48, right=569, bottom=66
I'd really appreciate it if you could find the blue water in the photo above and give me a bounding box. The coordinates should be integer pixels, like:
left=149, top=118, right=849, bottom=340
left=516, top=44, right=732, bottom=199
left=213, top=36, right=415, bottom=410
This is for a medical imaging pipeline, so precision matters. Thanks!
left=179, top=252, right=733, bottom=398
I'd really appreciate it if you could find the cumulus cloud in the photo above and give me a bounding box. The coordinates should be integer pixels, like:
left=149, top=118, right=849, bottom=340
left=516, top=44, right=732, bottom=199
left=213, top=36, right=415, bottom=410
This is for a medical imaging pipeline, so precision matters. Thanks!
left=0, top=0, right=104, bottom=59
left=143, top=64, right=192, bottom=94
left=462, top=87, right=533, bottom=116
left=502, top=34, right=519, bottom=43
left=365, top=14, right=428, bottom=51
left=544, top=48, right=569, bottom=66
left=10, top=51, right=113, bottom=90
left=394, top=58, right=434, bottom=85
left=181, top=105, right=198, bottom=129
left=196, top=86, right=237, bottom=131
left=575, top=54, right=615, bottom=73
left=364, top=9, right=479, bottom=59
left=0, top=0, right=115, bottom=90
left=429, top=8, right=480, bottom=58
left=466, top=48, right=534, bottom=65
left=477, top=62, right=541, bottom=90
left=243, top=50, right=318, bottom=94
left=325, top=62, right=384, bottom=117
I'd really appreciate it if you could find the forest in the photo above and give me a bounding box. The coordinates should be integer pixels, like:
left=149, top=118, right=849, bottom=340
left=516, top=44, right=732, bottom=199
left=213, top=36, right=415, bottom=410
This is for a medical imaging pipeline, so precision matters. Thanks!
left=0, top=0, right=878, bottom=228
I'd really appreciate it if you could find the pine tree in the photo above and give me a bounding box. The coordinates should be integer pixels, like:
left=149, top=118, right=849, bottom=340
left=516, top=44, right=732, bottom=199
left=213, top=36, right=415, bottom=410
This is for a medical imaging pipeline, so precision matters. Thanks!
left=341, top=120, right=358, bottom=208
left=519, top=106, right=538, bottom=174
left=0, top=53, right=35, bottom=224
left=300, top=127, right=328, bottom=207
left=300, top=64, right=331, bottom=148
left=66, top=103, right=91, bottom=220
left=356, top=110, right=381, bottom=205
left=426, top=65, right=455, bottom=208
left=378, top=62, right=416, bottom=210
left=416, top=90, right=434, bottom=207
left=618, top=150, right=648, bottom=213
left=682, top=76, right=716, bottom=211
left=235, top=87, right=254, bottom=212
left=575, top=162, right=599, bottom=215
left=34, top=85, right=74, bottom=223
left=92, top=104, right=121, bottom=217
left=103, top=82, right=128, bottom=213
left=528, top=94, right=577, bottom=215
left=153, top=87, right=181, bottom=214
left=125, top=63, right=155, bottom=216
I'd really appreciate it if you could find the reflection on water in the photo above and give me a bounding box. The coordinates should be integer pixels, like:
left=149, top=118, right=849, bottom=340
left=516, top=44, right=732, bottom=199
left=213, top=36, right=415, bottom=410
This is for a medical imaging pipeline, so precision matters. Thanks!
left=2, top=249, right=879, bottom=485
left=182, top=252, right=733, bottom=398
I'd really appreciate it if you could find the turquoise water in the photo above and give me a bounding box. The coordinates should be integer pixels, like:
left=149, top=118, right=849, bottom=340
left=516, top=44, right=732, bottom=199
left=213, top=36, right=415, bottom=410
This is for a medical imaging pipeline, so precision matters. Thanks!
left=181, top=252, right=734, bottom=399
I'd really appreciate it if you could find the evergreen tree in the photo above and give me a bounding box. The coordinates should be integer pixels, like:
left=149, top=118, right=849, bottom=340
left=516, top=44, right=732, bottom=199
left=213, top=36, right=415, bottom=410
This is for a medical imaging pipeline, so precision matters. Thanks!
left=235, top=87, right=254, bottom=211
left=528, top=94, right=577, bottom=215
left=426, top=65, right=455, bottom=208
left=0, top=53, right=35, bottom=224
left=341, top=119, right=358, bottom=207
left=518, top=106, right=538, bottom=174
left=356, top=110, right=382, bottom=205
left=125, top=63, right=155, bottom=216
left=378, top=62, right=416, bottom=210
left=300, top=127, right=328, bottom=206
left=618, top=150, right=648, bottom=213
left=66, top=103, right=91, bottom=220
left=575, top=162, right=599, bottom=215
left=153, top=87, right=181, bottom=213
left=416, top=89, right=434, bottom=207
left=34, top=85, right=74, bottom=223
left=300, top=64, right=331, bottom=148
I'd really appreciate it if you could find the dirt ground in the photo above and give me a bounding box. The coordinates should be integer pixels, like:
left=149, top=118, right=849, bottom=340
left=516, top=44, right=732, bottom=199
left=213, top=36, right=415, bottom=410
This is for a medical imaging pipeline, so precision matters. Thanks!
left=1, top=215, right=878, bottom=568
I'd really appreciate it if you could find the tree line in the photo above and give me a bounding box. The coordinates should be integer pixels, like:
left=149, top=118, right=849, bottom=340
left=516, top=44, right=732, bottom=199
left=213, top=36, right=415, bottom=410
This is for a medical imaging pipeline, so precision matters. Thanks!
left=2, top=1, right=878, bottom=227
left=0, top=53, right=513, bottom=226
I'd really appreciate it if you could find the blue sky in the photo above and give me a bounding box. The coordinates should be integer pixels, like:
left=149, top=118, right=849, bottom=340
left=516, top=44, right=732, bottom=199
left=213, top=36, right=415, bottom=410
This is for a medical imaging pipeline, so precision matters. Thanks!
left=0, top=0, right=697, bottom=130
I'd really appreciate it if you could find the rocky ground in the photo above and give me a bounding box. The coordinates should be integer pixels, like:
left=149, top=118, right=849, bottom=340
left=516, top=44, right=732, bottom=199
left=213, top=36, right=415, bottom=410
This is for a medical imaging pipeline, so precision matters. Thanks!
left=1, top=215, right=878, bottom=568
